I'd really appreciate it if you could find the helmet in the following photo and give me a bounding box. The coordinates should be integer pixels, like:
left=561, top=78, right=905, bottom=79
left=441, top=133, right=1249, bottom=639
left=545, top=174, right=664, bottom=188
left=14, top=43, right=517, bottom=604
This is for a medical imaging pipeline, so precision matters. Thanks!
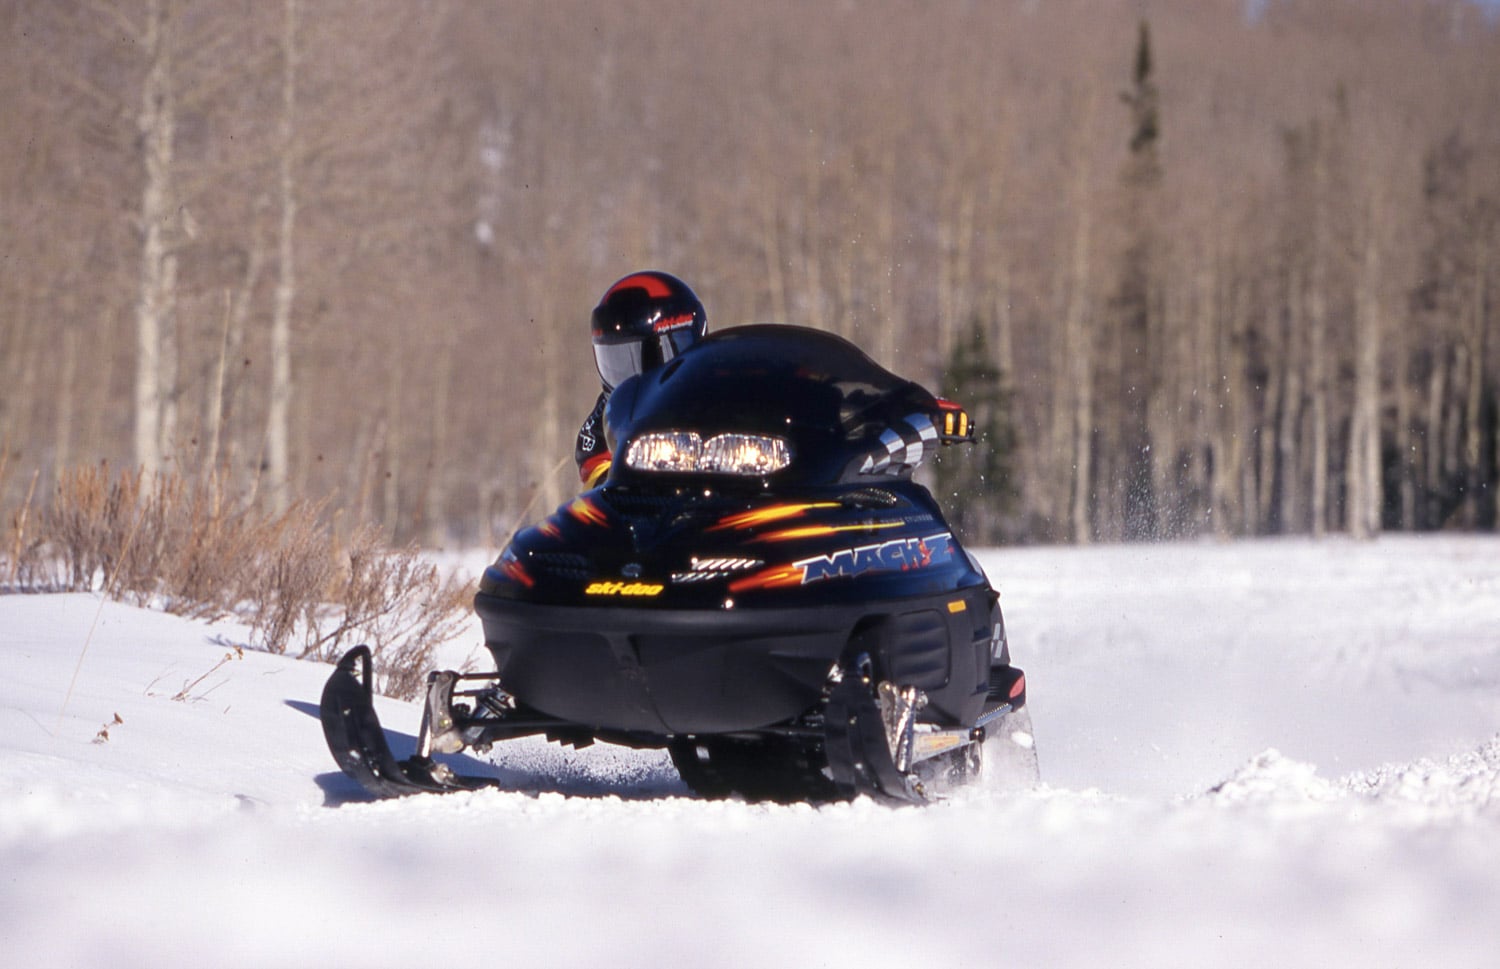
left=590, top=271, right=707, bottom=390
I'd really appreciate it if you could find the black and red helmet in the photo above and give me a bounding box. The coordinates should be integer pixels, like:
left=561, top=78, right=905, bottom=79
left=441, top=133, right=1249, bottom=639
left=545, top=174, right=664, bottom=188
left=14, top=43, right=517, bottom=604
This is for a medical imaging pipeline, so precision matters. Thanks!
left=590, top=271, right=707, bottom=390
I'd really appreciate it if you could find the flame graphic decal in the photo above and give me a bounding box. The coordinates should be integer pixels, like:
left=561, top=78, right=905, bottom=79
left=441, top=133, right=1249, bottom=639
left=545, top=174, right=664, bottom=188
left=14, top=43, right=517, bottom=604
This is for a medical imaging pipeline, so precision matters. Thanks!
left=727, top=564, right=806, bottom=593
left=708, top=502, right=840, bottom=532
left=491, top=553, right=534, bottom=589
left=757, top=521, right=906, bottom=543
left=566, top=496, right=610, bottom=527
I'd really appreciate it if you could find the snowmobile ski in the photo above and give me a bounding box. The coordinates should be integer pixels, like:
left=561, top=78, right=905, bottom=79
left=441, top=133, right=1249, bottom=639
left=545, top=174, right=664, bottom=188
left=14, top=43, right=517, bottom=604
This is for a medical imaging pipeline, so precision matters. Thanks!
left=319, top=645, right=497, bottom=798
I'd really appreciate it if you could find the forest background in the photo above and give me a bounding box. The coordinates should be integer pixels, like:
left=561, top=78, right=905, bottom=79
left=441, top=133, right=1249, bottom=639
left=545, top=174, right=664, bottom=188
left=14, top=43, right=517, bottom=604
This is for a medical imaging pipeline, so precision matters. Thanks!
left=2, top=0, right=1498, bottom=549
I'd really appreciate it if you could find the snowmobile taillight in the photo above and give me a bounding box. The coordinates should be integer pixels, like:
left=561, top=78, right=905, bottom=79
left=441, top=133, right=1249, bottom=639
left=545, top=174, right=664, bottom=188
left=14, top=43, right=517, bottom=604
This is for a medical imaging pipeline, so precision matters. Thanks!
left=625, top=431, right=791, bottom=476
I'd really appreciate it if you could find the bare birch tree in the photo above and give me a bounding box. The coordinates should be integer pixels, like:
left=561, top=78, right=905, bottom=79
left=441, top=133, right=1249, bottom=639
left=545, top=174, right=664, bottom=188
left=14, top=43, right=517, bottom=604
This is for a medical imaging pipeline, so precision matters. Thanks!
left=265, top=0, right=298, bottom=513
left=1347, top=197, right=1385, bottom=539
left=131, top=0, right=179, bottom=474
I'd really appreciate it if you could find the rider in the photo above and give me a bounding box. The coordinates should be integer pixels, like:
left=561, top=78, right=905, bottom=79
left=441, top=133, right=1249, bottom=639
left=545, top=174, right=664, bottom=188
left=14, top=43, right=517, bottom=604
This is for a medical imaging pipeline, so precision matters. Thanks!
left=576, top=270, right=708, bottom=487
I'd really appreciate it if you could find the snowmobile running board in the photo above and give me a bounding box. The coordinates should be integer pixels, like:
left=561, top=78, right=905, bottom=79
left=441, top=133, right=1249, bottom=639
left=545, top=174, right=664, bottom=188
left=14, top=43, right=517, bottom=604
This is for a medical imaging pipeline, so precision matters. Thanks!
left=319, top=646, right=499, bottom=798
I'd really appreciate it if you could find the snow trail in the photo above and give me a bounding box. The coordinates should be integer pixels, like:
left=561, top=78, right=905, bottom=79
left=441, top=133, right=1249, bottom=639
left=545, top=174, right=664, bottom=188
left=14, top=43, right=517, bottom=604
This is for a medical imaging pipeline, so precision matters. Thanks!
left=2, top=536, right=1498, bottom=968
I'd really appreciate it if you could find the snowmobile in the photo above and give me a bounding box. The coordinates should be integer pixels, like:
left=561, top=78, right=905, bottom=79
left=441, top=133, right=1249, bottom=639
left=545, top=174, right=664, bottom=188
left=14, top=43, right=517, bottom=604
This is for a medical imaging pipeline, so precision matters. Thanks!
left=320, top=324, right=1034, bottom=803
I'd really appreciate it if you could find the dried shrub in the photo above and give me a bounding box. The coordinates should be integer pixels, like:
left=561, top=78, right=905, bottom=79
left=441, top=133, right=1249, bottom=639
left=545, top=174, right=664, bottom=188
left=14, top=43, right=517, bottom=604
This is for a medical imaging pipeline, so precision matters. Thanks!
left=38, top=465, right=160, bottom=594
left=240, top=502, right=341, bottom=654
left=2, top=463, right=43, bottom=591
left=296, top=526, right=472, bottom=699
left=3, top=462, right=472, bottom=699
left=155, top=471, right=267, bottom=619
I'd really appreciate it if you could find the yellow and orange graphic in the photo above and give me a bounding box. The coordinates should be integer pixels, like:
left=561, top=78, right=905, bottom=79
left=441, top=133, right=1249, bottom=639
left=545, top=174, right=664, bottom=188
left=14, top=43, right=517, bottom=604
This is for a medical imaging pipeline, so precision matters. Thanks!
left=708, top=502, right=839, bottom=532
left=727, top=564, right=805, bottom=593
left=566, top=496, right=610, bottom=527
left=495, top=555, right=534, bottom=589
left=757, top=521, right=905, bottom=543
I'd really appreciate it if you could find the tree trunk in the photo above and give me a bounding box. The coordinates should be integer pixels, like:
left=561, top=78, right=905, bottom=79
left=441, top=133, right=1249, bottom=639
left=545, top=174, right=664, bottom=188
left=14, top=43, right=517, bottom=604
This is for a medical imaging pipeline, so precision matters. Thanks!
left=133, top=0, right=177, bottom=474
left=1308, top=249, right=1329, bottom=537
left=1148, top=272, right=1175, bottom=535
left=872, top=151, right=899, bottom=369
left=203, top=295, right=232, bottom=474
left=1424, top=353, right=1448, bottom=527
left=1307, top=127, right=1336, bottom=538
left=1065, top=176, right=1094, bottom=545
left=423, top=346, right=453, bottom=545
left=1461, top=231, right=1488, bottom=528
left=1394, top=328, right=1416, bottom=530
left=1052, top=92, right=1096, bottom=544
left=798, top=146, right=826, bottom=333
left=53, top=325, right=79, bottom=477
left=266, top=0, right=300, bottom=513
left=1273, top=263, right=1304, bottom=533
left=937, top=181, right=976, bottom=366
left=209, top=219, right=265, bottom=480
left=1211, top=268, right=1247, bottom=536
left=1257, top=362, right=1280, bottom=532
left=1348, top=213, right=1383, bottom=539
left=383, top=351, right=404, bottom=539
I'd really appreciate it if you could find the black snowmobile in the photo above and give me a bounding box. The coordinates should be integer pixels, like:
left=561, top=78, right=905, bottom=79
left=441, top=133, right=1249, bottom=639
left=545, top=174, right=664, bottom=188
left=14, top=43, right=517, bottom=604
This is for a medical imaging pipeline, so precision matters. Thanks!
left=320, top=325, right=1034, bottom=803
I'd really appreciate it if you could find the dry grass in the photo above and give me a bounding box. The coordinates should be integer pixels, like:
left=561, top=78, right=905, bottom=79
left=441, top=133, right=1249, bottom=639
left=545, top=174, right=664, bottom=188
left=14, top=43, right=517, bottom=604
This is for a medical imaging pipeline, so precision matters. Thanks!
left=1, top=462, right=471, bottom=700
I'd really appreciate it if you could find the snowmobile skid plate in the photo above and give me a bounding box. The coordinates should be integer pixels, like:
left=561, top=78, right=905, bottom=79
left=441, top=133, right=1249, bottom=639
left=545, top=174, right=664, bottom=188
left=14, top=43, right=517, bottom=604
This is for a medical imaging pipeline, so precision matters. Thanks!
left=319, top=646, right=498, bottom=798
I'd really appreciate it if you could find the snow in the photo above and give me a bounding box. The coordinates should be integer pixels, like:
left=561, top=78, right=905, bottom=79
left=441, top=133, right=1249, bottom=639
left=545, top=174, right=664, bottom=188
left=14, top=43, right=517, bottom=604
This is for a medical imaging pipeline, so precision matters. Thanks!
left=2, top=535, right=1498, bottom=969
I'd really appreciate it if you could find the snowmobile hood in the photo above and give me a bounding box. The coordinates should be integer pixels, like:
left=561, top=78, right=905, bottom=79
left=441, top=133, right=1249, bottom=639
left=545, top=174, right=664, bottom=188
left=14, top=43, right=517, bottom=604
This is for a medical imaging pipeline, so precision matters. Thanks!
left=603, top=324, right=935, bottom=487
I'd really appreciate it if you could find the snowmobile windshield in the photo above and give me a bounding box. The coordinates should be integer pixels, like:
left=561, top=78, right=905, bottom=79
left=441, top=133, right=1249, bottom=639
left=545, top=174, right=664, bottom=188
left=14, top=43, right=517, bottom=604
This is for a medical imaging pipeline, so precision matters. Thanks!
left=604, top=324, right=933, bottom=486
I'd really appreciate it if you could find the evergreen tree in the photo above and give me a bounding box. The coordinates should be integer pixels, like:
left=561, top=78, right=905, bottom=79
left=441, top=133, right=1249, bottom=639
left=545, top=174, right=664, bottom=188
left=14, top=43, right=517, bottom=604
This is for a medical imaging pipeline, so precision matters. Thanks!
left=1115, top=17, right=1163, bottom=540
left=931, top=317, right=1019, bottom=545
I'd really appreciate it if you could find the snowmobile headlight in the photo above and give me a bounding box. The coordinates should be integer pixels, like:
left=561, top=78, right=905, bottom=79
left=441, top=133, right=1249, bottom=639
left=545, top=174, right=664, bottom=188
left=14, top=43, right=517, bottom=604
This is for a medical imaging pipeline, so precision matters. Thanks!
left=625, top=432, right=792, bottom=476
left=625, top=431, right=703, bottom=472
left=700, top=433, right=791, bottom=475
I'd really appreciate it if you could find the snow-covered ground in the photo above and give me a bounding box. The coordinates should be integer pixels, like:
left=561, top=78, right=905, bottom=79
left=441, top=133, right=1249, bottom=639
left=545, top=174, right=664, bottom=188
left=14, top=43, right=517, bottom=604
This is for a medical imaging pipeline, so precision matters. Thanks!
left=2, top=535, right=1498, bottom=969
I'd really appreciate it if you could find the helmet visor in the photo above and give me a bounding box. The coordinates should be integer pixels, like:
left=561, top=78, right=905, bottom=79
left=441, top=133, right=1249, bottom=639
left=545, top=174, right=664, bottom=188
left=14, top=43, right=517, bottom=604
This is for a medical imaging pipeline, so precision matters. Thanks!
left=594, top=339, right=644, bottom=391
left=594, top=329, right=699, bottom=390
left=658, top=325, right=698, bottom=361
